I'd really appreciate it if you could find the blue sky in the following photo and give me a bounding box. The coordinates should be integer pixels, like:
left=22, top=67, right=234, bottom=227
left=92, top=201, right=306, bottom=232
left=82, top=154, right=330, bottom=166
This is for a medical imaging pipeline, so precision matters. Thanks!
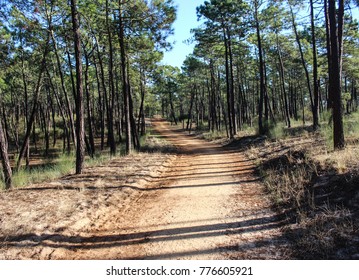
left=161, top=1, right=359, bottom=69
left=161, top=0, right=205, bottom=69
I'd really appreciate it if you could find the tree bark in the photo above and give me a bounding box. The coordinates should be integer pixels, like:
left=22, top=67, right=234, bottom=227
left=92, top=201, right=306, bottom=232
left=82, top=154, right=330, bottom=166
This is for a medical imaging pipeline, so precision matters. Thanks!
left=50, top=30, right=77, bottom=149
left=290, top=7, right=315, bottom=125
left=310, top=0, right=320, bottom=130
left=277, top=36, right=291, bottom=128
left=106, top=0, right=117, bottom=155
left=223, top=29, right=233, bottom=139
left=255, top=0, right=266, bottom=135
left=0, top=114, right=12, bottom=189
left=16, top=32, right=51, bottom=170
left=118, top=1, right=132, bottom=154
left=70, top=0, right=85, bottom=174
left=84, top=48, right=95, bottom=158
left=328, top=0, right=345, bottom=149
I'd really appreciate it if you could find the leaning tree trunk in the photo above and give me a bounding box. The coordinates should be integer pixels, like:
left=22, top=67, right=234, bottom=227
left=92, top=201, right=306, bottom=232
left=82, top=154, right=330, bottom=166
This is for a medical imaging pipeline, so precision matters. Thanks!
left=16, top=33, right=51, bottom=171
left=51, top=30, right=77, bottom=149
left=290, top=7, right=315, bottom=126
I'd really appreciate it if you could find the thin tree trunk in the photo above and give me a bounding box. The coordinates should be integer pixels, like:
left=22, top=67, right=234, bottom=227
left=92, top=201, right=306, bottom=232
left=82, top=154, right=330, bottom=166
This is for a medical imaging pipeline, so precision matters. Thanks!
left=186, top=89, right=195, bottom=131
left=137, top=69, right=146, bottom=136
left=51, top=30, right=77, bottom=148
left=290, top=7, right=315, bottom=123
left=96, top=48, right=109, bottom=151
left=105, top=0, right=117, bottom=155
left=46, top=66, right=71, bottom=153
left=328, top=0, right=345, bottom=149
left=127, top=69, right=140, bottom=150
left=118, top=1, right=132, bottom=154
left=70, top=0, right=85, bottom=174
left=227, top=29, right=236, bottom=136
left=0, top=110, right=12, bottom=189
left=169, top=90, right=177, bottom=125
left=255, top=0, right=266, bottom=135
left=16, top=32, right=51, bottom=170
left=310, top=0, right=320, bottom=129
left=84, top=48, right=95, bottom=157
left=277, top=36, right=291, bottom=128
left=223, top=29, right=233, bottom=139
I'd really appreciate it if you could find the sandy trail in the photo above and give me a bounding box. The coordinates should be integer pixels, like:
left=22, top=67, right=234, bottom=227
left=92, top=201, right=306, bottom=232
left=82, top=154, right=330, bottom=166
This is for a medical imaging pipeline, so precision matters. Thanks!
left=0, top=119, right=290, bottom=259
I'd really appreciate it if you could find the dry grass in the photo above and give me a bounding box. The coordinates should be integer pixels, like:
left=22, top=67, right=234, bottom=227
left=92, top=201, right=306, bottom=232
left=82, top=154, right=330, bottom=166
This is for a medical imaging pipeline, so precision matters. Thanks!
left=0, top=127, right=178, bottom=259
left=233, top=124, right=359, bottom=259
left=315, top=146, right=359, bottom=174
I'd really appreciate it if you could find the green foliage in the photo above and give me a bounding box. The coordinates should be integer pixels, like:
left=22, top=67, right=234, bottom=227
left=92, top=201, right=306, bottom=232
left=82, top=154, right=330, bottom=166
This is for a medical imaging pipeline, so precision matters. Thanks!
left=261, top=121, right=285, bottom=140
left=319, top=110, right=359, bottom=150
left=202, top=130, right=227, bottom=141
left=7, top=153, right=75, bottom=189
left=344, top=111, right=359, bottom=139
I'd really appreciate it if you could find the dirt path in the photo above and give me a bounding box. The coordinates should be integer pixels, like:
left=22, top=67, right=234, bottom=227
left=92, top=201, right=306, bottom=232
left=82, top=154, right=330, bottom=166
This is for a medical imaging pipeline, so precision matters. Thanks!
left=0, top=119, right=290, bottom=259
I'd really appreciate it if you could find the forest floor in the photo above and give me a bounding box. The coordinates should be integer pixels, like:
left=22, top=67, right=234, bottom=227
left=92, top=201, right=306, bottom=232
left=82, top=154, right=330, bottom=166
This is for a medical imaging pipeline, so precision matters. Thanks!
left=0, top=118, right=291, bottom=260
left=222, top=125, right=359, bottom=259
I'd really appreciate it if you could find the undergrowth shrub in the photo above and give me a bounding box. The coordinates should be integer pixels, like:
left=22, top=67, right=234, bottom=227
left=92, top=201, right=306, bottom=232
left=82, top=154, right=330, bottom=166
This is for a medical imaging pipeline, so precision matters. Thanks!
left=261, top=150, right=317, bottom=211
left=11, top=153, right=75, bottom=188
left=202, top=130, right=227, bottom=141
left=261, top=147, right=358, bottom=259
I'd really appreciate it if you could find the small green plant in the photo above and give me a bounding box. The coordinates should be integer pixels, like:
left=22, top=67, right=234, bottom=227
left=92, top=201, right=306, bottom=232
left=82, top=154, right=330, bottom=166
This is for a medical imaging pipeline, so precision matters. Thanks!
left=3, top=153, right=75, bottom=189
left=202, top=130, right=227, bottom=141
left=265, top=122, right=285, bottom=140
left=319, top=123, right=334, bottom=151
left=344, top=111, right=359, bottom=139
left=85, top=153, right=111, bottom=168
left=0, top=172, right=5, bottom=190
left=196, top=122, right=209, bottom=132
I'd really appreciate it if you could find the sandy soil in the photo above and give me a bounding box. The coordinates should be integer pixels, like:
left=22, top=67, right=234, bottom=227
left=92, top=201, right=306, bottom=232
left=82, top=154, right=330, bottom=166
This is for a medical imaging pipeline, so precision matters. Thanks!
left=0, top=119, right=290, bottom=259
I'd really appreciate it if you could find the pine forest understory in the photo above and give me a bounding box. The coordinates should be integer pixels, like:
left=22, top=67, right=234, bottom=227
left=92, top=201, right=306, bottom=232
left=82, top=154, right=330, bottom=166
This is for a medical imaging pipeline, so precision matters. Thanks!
left=0, top=0, right=359, bottom=260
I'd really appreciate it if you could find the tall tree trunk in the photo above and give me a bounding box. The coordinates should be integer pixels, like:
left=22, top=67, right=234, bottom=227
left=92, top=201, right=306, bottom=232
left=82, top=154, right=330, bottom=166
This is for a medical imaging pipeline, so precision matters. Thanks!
left=106, top=0, right=117, bottom=155
left=50, top=30, right=77, bottom=149
left=277, top=37, right=291, bottom=128
left=46, top=66, right=71, bottom=153
left=209, top=60, right=218, bottom=131
left=223, top=29, right=233, bottom=139
left=16, top=32, right=51, bottom=170
left=118, top=2, right=132, bottom=154
left=169, top=84, right=177, bottom=125
left=328, top=0, right=345, bottom=149
left=84, top=49, right=95, bottom=158
left=95, top=47, right=109, bottom=151
left=70, top=0, right=85, bottom=174
left=255, top=0, right=266, bottom=135
left=186, top=88, right=195, bottom=131
left=290, top=7, right=315, bottom=124
left=93, top=57, right=105, bottom=150
left=20, top=38, right=30, bottom=167
left=325, top=0, right=333, bottom=109
left=127, top=70, right=140, bottom=150
left=137, top=69, right=146, bottom=136
left=310, top=0, right=320, bottom=130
